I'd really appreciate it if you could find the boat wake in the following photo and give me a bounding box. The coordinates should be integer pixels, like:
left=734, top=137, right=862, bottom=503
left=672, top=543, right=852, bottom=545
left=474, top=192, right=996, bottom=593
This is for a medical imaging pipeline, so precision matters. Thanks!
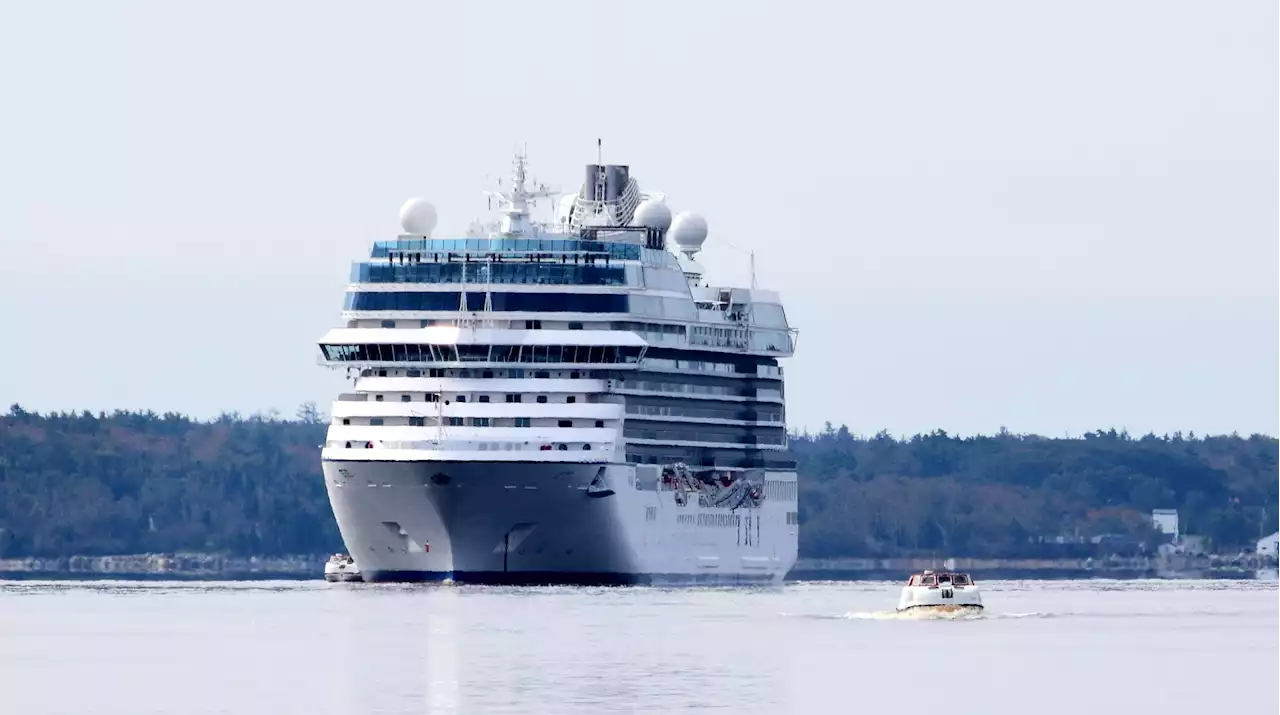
left=844, top=608, right=987, bottom=621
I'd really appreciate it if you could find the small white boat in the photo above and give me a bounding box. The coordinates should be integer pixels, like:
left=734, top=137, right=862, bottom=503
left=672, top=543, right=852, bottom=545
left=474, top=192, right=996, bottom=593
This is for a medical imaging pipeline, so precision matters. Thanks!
left=323, top=553, right=362, bottom=582
left=897, top=569, right=982, bottom=613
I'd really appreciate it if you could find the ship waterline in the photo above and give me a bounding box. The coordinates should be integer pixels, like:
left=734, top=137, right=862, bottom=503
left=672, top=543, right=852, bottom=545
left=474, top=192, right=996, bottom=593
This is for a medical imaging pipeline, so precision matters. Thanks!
left=317, top=149, right=798, bottom=584
left=323, top=460, right=796, bottom=584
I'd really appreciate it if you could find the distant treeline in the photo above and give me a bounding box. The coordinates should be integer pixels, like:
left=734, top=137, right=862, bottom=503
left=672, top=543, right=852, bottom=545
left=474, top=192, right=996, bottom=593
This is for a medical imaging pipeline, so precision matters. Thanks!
left=0, top=405, right=340, bottom=558
left=794, top=424, right=1277, bottom=558
left=0, top=405, right=1275, bottom=559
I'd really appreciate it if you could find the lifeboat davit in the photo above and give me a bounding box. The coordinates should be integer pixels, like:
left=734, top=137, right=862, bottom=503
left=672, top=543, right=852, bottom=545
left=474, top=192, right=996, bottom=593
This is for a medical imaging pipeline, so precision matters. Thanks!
left=896, top=570, right=982, bottom=613
left=323, top=553, right=363, bottom=583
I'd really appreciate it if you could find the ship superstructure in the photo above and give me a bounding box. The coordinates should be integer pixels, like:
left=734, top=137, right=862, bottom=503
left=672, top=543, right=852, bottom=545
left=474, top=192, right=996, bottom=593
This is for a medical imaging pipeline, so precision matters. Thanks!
left=317, top=148, right=798, bottom=584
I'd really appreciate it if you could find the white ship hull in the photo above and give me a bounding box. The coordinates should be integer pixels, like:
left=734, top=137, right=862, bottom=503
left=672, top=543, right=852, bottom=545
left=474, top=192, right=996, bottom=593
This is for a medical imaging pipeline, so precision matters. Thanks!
left=323, top=459, right=798, bottom=584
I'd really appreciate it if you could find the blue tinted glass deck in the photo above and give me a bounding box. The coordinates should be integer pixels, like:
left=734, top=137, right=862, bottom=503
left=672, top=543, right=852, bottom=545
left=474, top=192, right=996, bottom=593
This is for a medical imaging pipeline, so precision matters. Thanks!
left=370, top=238, right=641, bottom=261
left=350, top=262, right=626, bottom=286
left=344, top=291, right=629, bottom=313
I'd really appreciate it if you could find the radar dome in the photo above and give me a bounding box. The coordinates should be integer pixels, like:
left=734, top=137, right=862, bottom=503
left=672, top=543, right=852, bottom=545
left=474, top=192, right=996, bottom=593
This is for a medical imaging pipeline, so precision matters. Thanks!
left=669, top=211, right=708, bottom=255
left=632, top=199, right=673, bottom=231
left=555, top=192, right=580, bottom=224
left=399, top=198, right=438, bottom=236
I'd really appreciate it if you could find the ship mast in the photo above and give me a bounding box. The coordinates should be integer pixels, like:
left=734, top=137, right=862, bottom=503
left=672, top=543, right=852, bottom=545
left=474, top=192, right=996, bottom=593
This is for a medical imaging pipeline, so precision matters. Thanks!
left=484, top=148, right=557, bottom=236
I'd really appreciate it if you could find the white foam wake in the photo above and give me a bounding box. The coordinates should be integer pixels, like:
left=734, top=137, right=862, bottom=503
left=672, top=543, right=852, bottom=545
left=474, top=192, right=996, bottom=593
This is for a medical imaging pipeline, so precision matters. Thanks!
left=841, top=607, right=985, bottom=621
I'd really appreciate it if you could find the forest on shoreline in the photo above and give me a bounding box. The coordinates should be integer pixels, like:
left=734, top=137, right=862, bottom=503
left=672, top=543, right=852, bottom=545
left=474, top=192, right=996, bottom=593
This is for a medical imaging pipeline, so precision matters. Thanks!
left=1, top=405, right=1275, bottom=559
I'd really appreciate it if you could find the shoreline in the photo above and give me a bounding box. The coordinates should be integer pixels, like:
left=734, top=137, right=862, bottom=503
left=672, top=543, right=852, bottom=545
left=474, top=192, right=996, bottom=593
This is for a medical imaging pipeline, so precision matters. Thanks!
left=1, top=553, right=1275, bottom=582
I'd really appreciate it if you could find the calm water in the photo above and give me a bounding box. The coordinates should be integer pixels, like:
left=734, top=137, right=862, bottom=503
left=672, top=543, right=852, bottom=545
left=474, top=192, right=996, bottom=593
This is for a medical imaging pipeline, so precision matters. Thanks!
left=1, top=579, right=1275, bottom=714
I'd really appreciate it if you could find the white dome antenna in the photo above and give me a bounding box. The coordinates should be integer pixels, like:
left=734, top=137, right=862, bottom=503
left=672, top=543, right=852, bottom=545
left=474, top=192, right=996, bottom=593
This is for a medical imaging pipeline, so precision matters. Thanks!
left=399, top=198, right=438, bottom=236
left=669, top=211, right=708, bottom=259
left=632, top=199, right=673, bottom=232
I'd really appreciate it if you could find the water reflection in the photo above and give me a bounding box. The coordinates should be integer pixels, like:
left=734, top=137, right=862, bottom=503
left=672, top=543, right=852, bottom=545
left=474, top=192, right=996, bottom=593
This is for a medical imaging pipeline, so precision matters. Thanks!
left=0, top=579, right=1273, bottom=715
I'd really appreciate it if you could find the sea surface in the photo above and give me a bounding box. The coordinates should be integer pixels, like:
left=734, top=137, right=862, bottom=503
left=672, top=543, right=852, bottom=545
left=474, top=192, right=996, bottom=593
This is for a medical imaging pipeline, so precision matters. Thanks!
left=1, top=578, right=1275, bottom=714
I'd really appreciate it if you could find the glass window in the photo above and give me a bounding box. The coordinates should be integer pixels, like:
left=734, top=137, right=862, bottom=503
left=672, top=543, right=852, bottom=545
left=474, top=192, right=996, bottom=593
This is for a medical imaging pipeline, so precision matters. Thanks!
left=345, top=291, right=628, bottom=313
left=558, top=420, right=572, bottom=428
left=320, top=343, right=644, bottom=365
left=537, top=395, right=548, bottom=404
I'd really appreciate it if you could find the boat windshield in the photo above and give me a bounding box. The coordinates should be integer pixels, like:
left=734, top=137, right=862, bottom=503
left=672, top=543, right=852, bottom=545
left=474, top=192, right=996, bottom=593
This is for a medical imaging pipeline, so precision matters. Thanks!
left=907, top=572, right=973, bottom=586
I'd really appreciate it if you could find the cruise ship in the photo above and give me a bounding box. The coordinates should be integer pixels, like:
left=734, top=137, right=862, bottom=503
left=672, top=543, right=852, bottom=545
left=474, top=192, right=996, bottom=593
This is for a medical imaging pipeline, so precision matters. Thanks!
left=317, top=149, right=799, bottom=584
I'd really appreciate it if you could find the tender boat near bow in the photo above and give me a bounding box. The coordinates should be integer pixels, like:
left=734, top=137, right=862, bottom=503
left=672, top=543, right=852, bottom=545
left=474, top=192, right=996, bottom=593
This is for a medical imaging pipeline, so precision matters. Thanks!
left=897, top=570, right=982, bottom=613
left=324, top=553, right=363, bottom=582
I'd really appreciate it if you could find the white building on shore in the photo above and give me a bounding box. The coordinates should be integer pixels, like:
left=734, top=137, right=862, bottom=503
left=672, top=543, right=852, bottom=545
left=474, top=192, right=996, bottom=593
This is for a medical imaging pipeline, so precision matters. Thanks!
left=1152, top=509, right=1179, bottom=539
left=1257, top=532, right=1279, bottom=558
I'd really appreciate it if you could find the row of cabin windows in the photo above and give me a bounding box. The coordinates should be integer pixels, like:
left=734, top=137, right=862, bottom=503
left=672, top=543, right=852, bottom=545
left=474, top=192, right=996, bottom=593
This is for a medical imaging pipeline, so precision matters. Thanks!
left=626, top=402, right=784, bottom=423
left=620, top=380, right=785, bottom=401
left=368, top=236, right=642, bottom=260
left=363, top=368, right=601, bottom=379
left=337, top=441, right=597, bottom=452
left=343, top=290, right=629, bottom=313
left=523, top=320, right=585, bottom=330
left=365, top=319, right=621, bottom=331
left=387, top=320, right=584, bottom=330
left=368, top=393, right=582, bottom=404
left=624, top=454, right=798, bottom=470
left=353, top=262, right=626, bottom=287
left=325, top=342, right=640, bottom=364
left=371, top=319, right=684, bottom=335
left=344, top=417, right=605, bottom=428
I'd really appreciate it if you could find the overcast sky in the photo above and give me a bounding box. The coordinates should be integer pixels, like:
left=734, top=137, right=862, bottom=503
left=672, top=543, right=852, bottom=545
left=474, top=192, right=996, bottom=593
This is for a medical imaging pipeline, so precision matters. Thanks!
left=0, top=0, right=1275, bottom=437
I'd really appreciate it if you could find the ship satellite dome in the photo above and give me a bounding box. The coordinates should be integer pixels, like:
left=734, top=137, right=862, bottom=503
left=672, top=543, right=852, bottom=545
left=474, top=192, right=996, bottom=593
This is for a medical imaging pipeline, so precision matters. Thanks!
left=399, top=198, right=438, bottom=236
left=556, top=192, right=578, bottom=222
left=632, top=199, right=673, bottom=231
left=669, top=211, right=708, bottom=252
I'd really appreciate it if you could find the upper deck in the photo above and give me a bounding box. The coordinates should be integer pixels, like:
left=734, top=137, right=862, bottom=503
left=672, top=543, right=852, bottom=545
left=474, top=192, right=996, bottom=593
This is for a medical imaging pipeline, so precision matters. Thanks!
left=320, top=150, right=798, bottom=368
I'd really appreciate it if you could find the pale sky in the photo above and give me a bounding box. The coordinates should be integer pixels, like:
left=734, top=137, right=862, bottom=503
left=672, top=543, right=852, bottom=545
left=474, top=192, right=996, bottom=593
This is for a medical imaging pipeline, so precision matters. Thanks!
left=0, top=0, right=1275, bottom=437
